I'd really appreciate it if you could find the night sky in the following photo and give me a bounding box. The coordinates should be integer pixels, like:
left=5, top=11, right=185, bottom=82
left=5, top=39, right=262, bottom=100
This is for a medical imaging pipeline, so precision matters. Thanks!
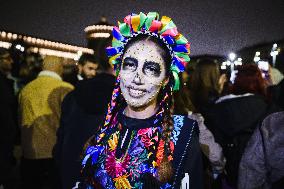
left=1, top=0, right=284, bottom=56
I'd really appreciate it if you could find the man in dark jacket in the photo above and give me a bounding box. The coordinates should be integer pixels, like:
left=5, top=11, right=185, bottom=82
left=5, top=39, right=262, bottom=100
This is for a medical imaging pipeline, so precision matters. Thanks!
left=53, top=72, right=115, bottom=189
left=0, top=48, right=17, bottom=188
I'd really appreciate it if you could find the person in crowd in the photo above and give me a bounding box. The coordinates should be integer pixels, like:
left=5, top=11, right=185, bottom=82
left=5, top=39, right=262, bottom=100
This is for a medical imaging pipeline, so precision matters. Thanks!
left=18, top=55, right=74, bottom=189
left=0, top=48, right=17, bottom=189
left=275, top=78, right=284, bottom=109
left=267, top=66, right=284, bottom=110
left=206, top=64, right=279, bottom=188
left=53, top=60, right=115, bottom=189
left=269, top=53, right=284, bottom=109
left=270, top=66, right=284, bottom=86
left=76, top=12, right=203, bottom=189
left=174, top=83, right=225, bottom=189
left=19, top=50, right=43, bottom=85
left=77, top=53, right=99, bottom=80
left=187, top=58, right=226, bottom=116
left=275, top=52, right=284, bottom=75
left=179, top=61, right=226, bottom=189
left=239, top=111, right=284, bottom=189
left=62, top=62, right=79, bottom=86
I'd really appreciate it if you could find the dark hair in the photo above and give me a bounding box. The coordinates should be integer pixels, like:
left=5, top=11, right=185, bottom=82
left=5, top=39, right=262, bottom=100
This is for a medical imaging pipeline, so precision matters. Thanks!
left=174, top=75, right=196, bottom=114
left=78, top=53, right=98, bottom=66
left=19, top=52, right=43, bottom=83
left=97, top=37, right=113, bottom=72
left=188, top=59, right=221, bottom=112
left=62, top=63, right=78, bottom=86
left=232, top=64, right=266, bottom=97
left=275, top=52, right=284, bottom=74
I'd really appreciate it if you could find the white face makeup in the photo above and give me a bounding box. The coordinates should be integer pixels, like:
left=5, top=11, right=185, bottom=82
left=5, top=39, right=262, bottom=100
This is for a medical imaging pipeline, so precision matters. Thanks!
left=120, top=40, right=167, bottom=108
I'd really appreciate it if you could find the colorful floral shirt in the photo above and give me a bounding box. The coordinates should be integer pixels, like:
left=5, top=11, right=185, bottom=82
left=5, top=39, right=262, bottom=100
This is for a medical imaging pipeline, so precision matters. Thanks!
left=81, top=114, right=185, bottom=189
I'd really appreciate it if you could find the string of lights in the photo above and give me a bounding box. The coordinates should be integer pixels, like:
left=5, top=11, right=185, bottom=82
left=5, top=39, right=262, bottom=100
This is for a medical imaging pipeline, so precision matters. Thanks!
left=0, top=31, right=94, bottom=59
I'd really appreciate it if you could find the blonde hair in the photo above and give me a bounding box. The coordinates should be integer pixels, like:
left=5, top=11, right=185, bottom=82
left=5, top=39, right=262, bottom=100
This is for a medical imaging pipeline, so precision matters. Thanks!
left=43, top=55, right=64, bottom=76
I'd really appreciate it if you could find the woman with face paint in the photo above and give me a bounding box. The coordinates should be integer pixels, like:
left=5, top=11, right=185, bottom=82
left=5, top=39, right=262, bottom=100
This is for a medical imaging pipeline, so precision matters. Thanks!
left=78, top=12, right=203, bottom=189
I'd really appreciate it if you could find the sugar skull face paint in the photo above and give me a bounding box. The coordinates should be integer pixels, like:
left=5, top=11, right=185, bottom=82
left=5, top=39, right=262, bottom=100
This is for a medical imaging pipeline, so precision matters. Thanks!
left=120, top=40, right=167, bottom=108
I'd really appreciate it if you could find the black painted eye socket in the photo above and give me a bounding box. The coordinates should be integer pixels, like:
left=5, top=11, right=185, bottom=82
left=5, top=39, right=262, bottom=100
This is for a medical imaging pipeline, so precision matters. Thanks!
left=143, top=61, right=161, bottom=77
left=122, top=57, right=138, bottom=71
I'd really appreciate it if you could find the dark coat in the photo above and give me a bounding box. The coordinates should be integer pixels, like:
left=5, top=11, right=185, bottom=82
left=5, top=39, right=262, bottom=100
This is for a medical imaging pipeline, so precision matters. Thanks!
left=239, top=111, right=284, bottom=189
left=205, top=94, right=279, bottom=187
left=268, top=79, right=284, bottom=110
left=206, top=95, right=274, bottom=141
left=53, top=73, right=115, bottom=189
left=279, top=79, right=284, bottom=109
left=0, top=72, right=17, bottom=181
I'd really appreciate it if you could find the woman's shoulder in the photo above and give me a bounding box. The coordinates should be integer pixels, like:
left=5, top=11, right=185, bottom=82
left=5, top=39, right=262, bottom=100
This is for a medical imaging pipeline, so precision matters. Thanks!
left=171, top=114, right=198, bottom=146
left=172, top=114, right=198, bottom=129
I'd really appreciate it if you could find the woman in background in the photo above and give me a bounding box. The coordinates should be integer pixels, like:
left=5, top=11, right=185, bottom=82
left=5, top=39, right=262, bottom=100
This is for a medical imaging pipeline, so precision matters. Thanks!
left=187, top=59, right=226, bottom=116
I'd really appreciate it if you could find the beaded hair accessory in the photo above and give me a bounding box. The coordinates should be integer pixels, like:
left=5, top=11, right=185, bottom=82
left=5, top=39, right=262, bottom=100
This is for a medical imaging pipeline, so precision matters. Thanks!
left=106, top=12, right=191, bottom=91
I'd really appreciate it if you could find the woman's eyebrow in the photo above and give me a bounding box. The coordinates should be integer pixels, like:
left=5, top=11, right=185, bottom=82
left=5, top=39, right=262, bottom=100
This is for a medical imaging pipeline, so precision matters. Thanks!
left=123, top=56, right=138, bottom=63
left=144, top=60, right=161, bottom=65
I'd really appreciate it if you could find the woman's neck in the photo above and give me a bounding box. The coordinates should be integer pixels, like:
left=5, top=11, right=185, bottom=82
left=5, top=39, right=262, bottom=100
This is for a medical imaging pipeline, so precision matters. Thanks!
left=124, top=101, right=158, bottom=119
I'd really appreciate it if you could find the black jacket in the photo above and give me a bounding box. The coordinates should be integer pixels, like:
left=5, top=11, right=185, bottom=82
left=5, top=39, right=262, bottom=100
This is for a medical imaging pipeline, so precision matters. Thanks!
left=0, top=72, right=17, bottom=180
left=53, top=73, right=115, bottom=189
left=206, top=94, right=277, bottom=142
left=268, top=79, right=284, bottom=110
left=205, top=94, right=279, bottom=187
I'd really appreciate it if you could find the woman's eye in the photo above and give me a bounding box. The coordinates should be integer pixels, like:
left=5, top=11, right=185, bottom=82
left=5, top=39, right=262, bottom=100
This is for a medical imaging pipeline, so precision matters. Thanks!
left=122, top=58, right=137, bottom=71
left=146, top=66, right=158, bottom=72
left=124, top=62, right=135, bottom=68
left=143, top=62, right=161, bottom=77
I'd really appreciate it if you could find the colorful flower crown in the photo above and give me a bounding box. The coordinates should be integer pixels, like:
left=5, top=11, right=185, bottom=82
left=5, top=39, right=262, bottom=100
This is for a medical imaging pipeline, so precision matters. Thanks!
left=106, top=12, right=190, bottom=91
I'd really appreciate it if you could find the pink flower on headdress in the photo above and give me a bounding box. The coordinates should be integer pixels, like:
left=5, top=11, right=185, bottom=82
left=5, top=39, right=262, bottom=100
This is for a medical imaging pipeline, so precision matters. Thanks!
left=105, top=150, right=130, bottom=178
